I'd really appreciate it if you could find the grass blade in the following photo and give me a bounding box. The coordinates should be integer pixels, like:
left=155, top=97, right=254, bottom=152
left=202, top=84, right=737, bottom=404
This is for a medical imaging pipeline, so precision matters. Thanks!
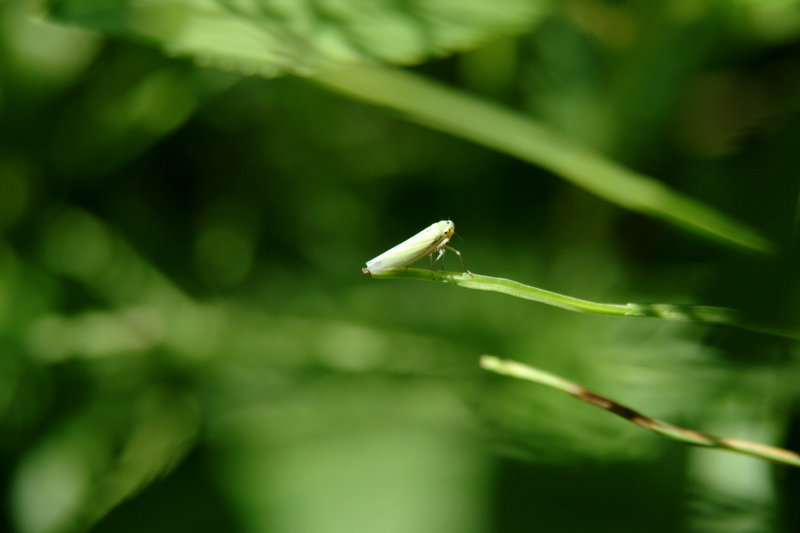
left=369, top=268, right=800, bottom=340
left=481, top=355, right=800, bottom=468
left=316, top=64, right=774, bottom=253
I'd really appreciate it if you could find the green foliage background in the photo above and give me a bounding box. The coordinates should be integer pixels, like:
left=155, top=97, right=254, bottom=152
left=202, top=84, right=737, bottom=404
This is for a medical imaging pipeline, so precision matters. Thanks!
left=2, top=0, right=800, bottom=532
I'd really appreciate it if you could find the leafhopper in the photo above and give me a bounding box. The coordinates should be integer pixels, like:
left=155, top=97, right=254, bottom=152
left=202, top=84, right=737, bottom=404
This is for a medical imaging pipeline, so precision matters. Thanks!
left=362, top=219, right=467, bottom=275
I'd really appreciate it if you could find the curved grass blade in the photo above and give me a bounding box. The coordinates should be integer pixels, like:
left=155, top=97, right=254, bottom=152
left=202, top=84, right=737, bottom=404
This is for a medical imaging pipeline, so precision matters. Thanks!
left=315, top=64, right=774, bottom=253
left=480, top=355, right=800, bottom=468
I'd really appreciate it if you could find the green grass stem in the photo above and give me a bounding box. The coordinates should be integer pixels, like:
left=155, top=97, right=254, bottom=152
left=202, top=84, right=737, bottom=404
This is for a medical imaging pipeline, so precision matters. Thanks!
left=369, top=268, right=800, bottom=340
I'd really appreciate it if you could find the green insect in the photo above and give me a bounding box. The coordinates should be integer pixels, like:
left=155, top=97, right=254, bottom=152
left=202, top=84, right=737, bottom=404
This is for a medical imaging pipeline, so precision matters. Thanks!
left=362, top=220, right=467, bottom=275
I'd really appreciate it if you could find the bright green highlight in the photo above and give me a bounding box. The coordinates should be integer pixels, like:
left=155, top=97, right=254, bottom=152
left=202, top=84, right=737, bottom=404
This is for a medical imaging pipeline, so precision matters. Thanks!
left=42, top=0, right=549, bottom=77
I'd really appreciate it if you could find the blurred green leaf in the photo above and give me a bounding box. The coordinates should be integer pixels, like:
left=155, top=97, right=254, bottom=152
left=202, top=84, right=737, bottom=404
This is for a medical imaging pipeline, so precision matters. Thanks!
left=42, top=0, right=550, bottom=76
left=315, top=64, right=775, bottom=253
left=38, top=1, right=773, bottom=252
left=11, top=391, right=198, bottom=533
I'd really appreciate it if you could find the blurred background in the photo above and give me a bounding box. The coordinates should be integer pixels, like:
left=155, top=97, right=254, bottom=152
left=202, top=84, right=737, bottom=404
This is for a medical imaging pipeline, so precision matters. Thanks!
left=1, top=0, right=800, bottom=532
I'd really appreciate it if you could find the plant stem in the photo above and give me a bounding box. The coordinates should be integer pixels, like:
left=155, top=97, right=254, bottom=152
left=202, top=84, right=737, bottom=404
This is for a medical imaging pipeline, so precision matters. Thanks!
left=369, top=268, right=800, bottom=340
left=480, top=355, right=800, bottom=468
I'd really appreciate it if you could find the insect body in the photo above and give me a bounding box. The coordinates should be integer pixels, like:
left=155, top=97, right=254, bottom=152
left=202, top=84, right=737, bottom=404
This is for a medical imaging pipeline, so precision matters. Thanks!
left=362, top=220, right=466, bottom=275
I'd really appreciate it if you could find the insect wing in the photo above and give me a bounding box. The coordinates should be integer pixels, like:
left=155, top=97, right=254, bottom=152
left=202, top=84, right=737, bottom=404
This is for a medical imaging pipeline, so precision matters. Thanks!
left=365, top=220, right=453, bottom=274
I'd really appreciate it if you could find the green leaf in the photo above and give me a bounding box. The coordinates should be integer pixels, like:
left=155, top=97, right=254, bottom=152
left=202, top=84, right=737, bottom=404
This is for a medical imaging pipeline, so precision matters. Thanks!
left=42, top=0, right=550, bottom=77
left=39, top=0, right=774, bottom=253
left=315, top=65, right=774, bottom=253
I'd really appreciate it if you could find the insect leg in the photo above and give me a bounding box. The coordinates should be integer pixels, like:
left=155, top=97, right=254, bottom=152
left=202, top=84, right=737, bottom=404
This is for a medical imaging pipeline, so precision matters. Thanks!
left=445, top=245, right=471, bottom=274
